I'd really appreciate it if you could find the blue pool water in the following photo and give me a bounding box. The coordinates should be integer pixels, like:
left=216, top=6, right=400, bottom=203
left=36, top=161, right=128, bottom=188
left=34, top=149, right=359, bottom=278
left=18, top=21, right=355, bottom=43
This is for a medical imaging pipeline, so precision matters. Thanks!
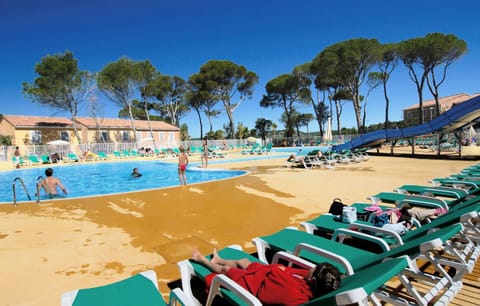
left=2, top=161, right=246, bottom=204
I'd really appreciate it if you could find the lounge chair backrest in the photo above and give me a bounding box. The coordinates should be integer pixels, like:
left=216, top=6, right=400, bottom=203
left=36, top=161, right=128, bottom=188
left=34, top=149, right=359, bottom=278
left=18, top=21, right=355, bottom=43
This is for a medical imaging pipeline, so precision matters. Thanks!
left=62, top=271, right=167, bottom=306
left=402, top=201, right=480, bottom=242
left=302, top=257, right=408, bottom=305
left=374, top=223, right=463, bottom=262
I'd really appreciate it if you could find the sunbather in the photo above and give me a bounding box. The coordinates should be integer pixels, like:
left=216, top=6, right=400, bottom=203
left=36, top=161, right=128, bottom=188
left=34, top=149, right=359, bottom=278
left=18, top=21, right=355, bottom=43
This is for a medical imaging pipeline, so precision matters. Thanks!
left=191, top=248, right=341, bottom=306
left=400, top=203, right=447, bottom=223
left=285, top=154, right=310, bottom=168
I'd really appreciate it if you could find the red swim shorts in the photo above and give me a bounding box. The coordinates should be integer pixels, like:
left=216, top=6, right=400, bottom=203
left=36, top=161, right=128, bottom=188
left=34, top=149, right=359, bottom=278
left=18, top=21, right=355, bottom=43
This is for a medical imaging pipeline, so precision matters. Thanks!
left=179, top=164, right=186, bottom=171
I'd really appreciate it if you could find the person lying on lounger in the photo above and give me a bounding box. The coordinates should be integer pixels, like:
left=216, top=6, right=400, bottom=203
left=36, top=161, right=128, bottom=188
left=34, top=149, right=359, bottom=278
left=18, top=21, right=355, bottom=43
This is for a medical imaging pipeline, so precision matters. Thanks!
left=285, top=154, right=310, bottom=167
left=191, top=249, right=341, bottom=305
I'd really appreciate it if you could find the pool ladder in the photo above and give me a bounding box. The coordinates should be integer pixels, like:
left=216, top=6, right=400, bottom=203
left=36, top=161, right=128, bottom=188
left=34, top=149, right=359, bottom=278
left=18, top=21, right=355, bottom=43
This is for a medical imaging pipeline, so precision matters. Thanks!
left=12, top=177, right=32, bottom=205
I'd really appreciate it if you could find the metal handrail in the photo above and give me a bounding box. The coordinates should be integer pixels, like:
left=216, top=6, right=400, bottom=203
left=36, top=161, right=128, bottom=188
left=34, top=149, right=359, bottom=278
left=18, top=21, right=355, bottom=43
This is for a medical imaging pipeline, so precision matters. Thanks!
left=12, top=177, right=32, bottom=205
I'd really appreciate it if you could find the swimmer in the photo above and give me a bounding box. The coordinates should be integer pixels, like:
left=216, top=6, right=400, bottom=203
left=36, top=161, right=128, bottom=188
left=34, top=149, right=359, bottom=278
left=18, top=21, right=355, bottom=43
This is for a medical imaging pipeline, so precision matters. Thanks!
left=37, top=167, right=67, bottom=196
left=131, top=167, right=142, bottom=178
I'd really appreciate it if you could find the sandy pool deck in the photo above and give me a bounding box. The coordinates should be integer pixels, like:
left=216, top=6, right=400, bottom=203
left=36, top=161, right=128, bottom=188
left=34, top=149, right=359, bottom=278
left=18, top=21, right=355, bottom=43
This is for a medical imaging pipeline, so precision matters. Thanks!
left=0, top=153, right=478, bottom=305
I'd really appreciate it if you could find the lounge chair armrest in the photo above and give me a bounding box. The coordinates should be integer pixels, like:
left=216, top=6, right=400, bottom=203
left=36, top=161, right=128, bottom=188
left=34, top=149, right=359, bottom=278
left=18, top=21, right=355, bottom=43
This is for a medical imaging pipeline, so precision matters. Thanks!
left=332, top=229, right=390, bottom=252
left=251, top=237, right=270, bottom=263
left=252, top=229, right=295, bottom=263
left=177, top=259, right=201, bottom=305
left=347, top=223, right=404, bottom=246
left=61, top=290, right=78, bottom=306
left=299, top=221, right=318, bottom=234
left=419, top=238, right=444, bottom=253
left=206, top=274, right=262, bottom=306
left=170, top=288, right=194, bottom=305
left=294, top=243, right=354, bottom=276
left=271, top=251, right=316, bottom=269
left=335, top=287, right=368, bottom=306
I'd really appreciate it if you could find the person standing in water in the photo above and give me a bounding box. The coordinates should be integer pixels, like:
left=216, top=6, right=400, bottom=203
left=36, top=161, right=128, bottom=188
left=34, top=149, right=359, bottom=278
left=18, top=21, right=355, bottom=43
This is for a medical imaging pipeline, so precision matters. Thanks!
left=178, top=145, right=188, bottom=185
left=201, top=139, right=208, bottom=168
left=37, top=167, right=67, bottom=196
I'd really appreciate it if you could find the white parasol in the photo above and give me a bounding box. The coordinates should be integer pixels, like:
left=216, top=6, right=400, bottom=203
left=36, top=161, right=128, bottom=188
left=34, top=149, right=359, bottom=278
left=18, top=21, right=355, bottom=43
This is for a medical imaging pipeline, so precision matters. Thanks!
left=47, top=140, right=70, bottom=145
left=323, top=117, right=333, bottom=142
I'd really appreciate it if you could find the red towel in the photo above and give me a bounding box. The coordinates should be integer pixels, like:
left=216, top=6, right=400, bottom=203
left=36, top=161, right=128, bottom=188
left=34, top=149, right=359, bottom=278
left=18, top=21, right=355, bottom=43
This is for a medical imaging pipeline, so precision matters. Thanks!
left=206, top=262, right=312, bottom=306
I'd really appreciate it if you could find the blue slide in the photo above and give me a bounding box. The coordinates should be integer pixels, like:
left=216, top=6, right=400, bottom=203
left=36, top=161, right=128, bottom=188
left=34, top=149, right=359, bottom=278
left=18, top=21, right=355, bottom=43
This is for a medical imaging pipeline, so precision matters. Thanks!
left=332, top=95, right=480, bottom=152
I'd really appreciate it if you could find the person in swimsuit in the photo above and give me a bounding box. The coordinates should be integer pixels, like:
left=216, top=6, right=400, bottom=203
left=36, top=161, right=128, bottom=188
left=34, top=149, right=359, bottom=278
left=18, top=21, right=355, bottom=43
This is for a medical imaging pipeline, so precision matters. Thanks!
left=201, top=139, right=208, bottom=168
left=36, top=167, right=67, bottom=196
left=178, top=145, right=188, bottom=185
left=13, top=146, right=21, bottom=168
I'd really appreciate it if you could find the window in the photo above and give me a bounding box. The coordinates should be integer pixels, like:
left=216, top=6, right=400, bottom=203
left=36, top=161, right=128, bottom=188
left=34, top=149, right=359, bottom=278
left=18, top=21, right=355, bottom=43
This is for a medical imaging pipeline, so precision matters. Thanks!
left=122, top=131, right=130, bottom=141
left=30, top=130, right=41, bottom=144
left=60, top=131, right=69, bottom=141
left=100, top=131, right=109, bottom=142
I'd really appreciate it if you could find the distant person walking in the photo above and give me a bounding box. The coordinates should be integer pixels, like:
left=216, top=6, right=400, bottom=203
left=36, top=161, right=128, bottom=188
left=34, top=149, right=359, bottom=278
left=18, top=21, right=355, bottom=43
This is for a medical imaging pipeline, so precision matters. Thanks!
left=13, top=146, right=21, bottom=168
left=201, top=139, right=208, bottom=168
left=178, top=145, right=189, bottom=185
left=37, top=167, right=67, bottom=196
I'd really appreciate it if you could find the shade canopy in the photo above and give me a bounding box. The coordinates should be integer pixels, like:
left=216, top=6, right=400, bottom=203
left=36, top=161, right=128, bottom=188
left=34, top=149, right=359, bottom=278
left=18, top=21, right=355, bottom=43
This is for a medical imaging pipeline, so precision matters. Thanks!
left=47, top=140, right=69, bottom=145
left=323, top=117, right=333, bottom=142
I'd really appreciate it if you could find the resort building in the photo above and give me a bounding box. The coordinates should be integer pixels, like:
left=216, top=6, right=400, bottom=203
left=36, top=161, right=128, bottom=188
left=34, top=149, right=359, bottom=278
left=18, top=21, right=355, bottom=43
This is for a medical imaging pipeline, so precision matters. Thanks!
left=403, top=93, right=480, bottom=126
left=0, top=114, right=180, bottom=147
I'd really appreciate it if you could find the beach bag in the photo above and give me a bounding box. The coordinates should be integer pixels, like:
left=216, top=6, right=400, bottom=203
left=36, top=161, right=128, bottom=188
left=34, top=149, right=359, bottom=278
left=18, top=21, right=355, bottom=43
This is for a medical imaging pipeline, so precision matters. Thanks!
left=372, top=213, right=390, bottom=227
left=328, top=198, right=346, bottom=215
left=341, top=206, right=357, bottom=223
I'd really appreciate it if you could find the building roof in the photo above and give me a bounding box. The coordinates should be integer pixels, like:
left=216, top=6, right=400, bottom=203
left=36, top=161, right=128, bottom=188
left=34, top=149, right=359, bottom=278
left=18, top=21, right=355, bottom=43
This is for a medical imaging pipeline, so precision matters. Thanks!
left=404, top=93, right=480, bottom=111
left=1, top=115, right=179, bottom=131
left=1, top=115, right=74, bottom=128
left=74, top=117, right=179, bottom=131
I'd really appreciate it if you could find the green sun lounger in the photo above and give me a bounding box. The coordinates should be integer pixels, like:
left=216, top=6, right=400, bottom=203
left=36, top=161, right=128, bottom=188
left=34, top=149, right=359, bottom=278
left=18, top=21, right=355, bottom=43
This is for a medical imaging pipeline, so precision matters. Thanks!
left=178, top=245, right=265, bottom=306
left=396, top=184, right=471, bottom=199
left=41, top=154, right=51, bottom=164
left=431, top=177, right=480, bottom=190
left=301, top=199, right=480, bottom=258
left=61, top=270, right=191, bottom=306
left=253, top=224, right=467, bottom=305
left=253, top=224, right=470, bottom=296
left=28, top=155, right=41, bottom=165
left=202, top=256, right=410, bottom=306
left=303, top=257, right=408, bottom=306
left=369, top=191, right=453, bottom=209
left=178, top=245, right=410, bottom=306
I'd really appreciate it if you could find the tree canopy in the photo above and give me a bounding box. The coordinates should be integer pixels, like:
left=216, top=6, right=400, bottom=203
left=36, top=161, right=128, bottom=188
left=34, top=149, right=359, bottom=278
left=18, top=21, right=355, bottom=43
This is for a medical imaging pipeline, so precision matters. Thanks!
left=260, top=73, right=310, bottom=138
left=23, top=51, right=94, bottom=143
left=312, top=38, right=381, bottom=132
left=195, top=60, right=258, bottom=138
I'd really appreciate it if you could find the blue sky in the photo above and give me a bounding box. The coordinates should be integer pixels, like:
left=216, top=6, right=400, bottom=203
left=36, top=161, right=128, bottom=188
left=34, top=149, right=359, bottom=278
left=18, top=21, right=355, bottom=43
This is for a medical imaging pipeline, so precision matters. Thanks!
left=1, top=0, right=479, bottom=138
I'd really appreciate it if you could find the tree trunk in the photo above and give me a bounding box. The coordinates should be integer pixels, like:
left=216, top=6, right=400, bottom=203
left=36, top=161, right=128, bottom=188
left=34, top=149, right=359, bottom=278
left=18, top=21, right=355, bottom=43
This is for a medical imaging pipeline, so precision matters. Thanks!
left=71, top=115, right=82, bottom=144
left=352, top=96, right=363, bottom=133
left=383, top=81, right=390, bottom=129
left=195, top=108, right=204, bottom=139
left=144, top=101, right=157, bottom=150
left=334, top=100, right=342, bottom=135
left=127, top=102, right=138, bottom=141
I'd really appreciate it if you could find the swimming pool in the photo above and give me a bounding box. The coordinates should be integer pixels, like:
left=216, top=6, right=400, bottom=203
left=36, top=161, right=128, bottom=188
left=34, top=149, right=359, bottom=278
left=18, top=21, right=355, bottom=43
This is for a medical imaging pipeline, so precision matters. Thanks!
left=2, top=161, right=246, bottom=204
